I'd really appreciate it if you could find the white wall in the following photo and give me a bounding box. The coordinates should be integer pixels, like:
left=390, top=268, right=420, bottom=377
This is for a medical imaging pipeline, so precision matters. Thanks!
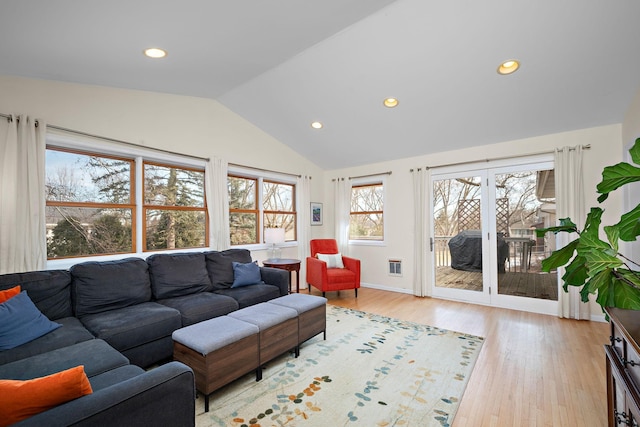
left=325, top=124, right=624, bottom=317
left=1, top=75, right=633, bottom=318
left=620, top=87, right=640, bottom=271
left=0, top=75, right=326, bottom=263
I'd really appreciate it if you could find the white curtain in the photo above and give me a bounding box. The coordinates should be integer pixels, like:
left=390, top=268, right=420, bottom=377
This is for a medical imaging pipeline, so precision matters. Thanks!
left=206, top=156, right=230, bottom=251
left=297, top=175, right=312, bottom=289
left=0, top=115, right=47, bottom=274
left=412, top=168, right=432, bottom=297
left=555, top=145, right=590, bottom=319
left=334, top=178, right=351, bottom=255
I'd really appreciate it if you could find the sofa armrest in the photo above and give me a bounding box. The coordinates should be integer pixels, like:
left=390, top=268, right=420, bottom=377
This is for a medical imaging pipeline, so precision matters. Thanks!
left=16, top=362, right=195, bottom=427
left=260, top=267, right=289, bottom=296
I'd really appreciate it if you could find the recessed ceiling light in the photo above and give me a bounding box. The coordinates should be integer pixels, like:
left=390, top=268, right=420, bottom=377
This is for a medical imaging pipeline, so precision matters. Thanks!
left=311, top=121, right=323, bottom=129
left=144, top=48, right=167, bottom=59
left=497, top=59, right=520, bottom=75
left=383, top=97, right=399, bottom=108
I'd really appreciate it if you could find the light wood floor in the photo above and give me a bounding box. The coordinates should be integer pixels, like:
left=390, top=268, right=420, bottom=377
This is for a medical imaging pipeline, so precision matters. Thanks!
left=309, top=287, right=609, bottom=427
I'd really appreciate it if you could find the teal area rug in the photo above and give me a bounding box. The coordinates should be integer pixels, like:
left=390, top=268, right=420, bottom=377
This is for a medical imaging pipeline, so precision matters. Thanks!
left=196, top=306, right=484, bottom=427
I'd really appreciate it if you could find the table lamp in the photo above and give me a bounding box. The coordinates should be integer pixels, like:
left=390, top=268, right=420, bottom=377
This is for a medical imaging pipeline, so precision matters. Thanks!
left=264, top=227, right=285, bottom=260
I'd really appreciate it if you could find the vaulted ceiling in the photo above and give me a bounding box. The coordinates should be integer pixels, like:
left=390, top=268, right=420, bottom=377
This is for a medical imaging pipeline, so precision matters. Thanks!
left=2, top=0, right=640, bottom=169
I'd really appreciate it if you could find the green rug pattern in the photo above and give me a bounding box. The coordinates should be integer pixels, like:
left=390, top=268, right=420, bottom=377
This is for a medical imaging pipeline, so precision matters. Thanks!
left=196, top=306, right=484, bottom=427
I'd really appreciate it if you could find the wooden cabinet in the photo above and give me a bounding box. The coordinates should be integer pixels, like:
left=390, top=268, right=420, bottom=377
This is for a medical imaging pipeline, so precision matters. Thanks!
left=605, top=307, right=640, bottom=426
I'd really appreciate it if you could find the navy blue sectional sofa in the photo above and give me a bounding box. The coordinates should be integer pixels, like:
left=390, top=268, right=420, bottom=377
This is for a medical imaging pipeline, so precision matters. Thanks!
left=0, top=249, right=288, bottom=426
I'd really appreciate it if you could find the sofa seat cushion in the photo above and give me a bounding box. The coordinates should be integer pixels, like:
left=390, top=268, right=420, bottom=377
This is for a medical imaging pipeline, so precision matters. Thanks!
left=205, top=249, right=252, bottom=290
left=0, top=316, right=94, bottom=365
left=0, top=339, right=128, bottom=381
left=88, top=365, right=145, bottom=392
left=214, top=284, right=281, bottom=309
left=79, top=302, right=181, bottom=353
left=157, top=293, right=238, bottom=326
left=0, top=270, right=72, bottom=320
left=147, top=253, right=213, bottom=299
left=71, top=258, right=152, bottom=317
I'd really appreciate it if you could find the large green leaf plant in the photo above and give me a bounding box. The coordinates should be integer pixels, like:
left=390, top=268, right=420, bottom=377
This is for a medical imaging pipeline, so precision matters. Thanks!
left=536, top=138, right=640, bottom=311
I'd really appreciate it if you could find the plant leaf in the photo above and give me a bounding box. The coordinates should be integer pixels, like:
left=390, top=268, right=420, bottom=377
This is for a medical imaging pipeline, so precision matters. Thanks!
left=561, top=255, right=588, bottom=289
left=577, top=234, right=622, bottom=277
left=604, top=225, right=620, bottom=252
left=615, top=203, right=640, bottom=242
left=535, top=217, right=577, bottom=237
left=629, top=138, right=640, bottom=166
left=540, top=240, right=579, bottom=272
left=598, top=276, right=640, bottom=310
left=596, top=162, right=640, bottom=203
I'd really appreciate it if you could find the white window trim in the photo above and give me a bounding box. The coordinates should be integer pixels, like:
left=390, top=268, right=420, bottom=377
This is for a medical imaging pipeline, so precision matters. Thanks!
left=348, top=175, right=387, bottom=246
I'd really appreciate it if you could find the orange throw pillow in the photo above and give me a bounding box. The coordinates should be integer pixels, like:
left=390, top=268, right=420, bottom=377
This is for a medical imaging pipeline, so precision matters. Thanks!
left=0, top=365, right=93, bottom=426
left=0, top=286, right=20, bottom=303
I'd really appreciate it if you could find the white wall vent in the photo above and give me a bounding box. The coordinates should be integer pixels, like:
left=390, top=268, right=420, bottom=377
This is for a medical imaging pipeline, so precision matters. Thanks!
left=388, top=259, right=402, bottom=276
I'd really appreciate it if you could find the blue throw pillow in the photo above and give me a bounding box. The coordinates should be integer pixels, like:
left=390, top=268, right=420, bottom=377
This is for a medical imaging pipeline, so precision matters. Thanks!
left=231, top=262, right=263, bottom=288
left=0, top=291, right=61, bottom=350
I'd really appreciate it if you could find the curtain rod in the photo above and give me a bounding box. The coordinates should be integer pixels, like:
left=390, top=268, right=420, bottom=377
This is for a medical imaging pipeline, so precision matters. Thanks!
left=3, top=112, right=210, bottom=162
left=332, top=171, right=392, bottom=182
left=409, top=144, right=591, bottom=172
left=228, top=163, right=303, bottom=178
left=349, top=171, right=392, bottom=180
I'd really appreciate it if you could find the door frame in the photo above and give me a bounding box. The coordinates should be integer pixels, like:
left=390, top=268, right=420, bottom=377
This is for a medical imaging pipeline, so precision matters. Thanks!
left=428, top=154, right=558, bottom=315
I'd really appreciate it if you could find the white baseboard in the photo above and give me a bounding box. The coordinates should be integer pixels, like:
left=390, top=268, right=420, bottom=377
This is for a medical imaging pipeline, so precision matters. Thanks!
left=360, top=282, right=414, bottom=295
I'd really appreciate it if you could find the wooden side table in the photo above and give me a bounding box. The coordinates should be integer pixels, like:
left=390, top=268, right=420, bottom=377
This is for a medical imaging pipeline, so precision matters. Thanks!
left=263, top=258, right=301, bottom=293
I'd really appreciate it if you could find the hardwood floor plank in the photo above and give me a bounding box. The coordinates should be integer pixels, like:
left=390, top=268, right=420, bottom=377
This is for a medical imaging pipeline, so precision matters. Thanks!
left=318, top=287, right=609, bottom=426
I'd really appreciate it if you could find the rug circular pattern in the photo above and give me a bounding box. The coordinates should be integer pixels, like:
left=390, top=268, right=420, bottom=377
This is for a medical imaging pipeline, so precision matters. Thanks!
left=196, top=305, right=484, bottom=427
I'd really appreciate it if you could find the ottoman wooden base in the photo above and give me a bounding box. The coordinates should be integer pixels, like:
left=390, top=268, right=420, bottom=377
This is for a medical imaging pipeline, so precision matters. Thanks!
left=172, top=317, right=260, bottom=412
left=173, top=333, right=259, bottom=394
left=268, top=294, right=327, bottom=347
left=259, top=317, right=298, bottom=364
left=229, top=303, right=300, bottom=364
left=298, top=304, right=326, bottom=343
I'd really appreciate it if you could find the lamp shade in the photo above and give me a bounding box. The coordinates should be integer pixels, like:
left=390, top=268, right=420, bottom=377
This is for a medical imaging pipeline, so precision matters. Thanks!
left=264, top=227, right=285, bottom=244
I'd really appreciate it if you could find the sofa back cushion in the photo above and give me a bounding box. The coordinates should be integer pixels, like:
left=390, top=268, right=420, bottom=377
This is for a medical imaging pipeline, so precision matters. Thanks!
left=0, top=270, right=72, bottom=320
left=147, top=253, right=212, bottom=299
left=70, top=258, right=151, bottom=317
left=205, top=249, right=253, bottom=290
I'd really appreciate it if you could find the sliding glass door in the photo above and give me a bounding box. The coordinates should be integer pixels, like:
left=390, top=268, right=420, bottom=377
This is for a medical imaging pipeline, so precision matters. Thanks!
left=430, top=157, right=558, bottom=314
left=432, top=171, right=490, bottom=304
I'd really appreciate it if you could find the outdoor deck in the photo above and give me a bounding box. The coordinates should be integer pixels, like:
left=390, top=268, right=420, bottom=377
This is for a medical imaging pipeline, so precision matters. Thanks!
left=435, top=266, right=558, bottom=300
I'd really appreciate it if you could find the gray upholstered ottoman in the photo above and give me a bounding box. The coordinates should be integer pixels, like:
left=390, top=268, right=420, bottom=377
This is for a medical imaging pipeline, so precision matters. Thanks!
left=268, top=294, right=327, bottom=346
left=172, top=316, right=260, bottom=412
left=228, top=302, right=299, bottom=364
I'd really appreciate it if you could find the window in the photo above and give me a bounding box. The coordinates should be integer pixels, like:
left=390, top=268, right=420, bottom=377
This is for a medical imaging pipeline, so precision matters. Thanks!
left=45, top=146, right=207, bottom=259
left=228, top=174, right=296, bottom=246
left=350, top=182, right=384, bottom=240
left=143, top=162, right=207, bottom=251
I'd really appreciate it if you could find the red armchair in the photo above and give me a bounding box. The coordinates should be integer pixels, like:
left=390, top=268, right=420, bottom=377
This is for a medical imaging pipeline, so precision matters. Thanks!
left=306, top=239, right=361, bottom=297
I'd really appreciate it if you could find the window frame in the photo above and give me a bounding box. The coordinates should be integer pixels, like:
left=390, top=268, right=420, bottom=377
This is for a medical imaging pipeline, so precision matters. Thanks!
left=349, top=177, right=386, bottom=245
left=227, top=166, right=298, bottom=250
left=45, top=133, right=208, bottom=268
left=45, top=146, right=137, bottom=258
left=142, top=160, right=209, bottom=252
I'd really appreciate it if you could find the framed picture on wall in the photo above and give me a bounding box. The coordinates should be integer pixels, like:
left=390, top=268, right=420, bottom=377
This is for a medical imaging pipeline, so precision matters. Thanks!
left=311, top=202, right=323, bottom=226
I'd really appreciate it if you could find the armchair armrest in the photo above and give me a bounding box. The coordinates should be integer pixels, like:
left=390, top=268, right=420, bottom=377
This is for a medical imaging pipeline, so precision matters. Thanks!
left=342, top=256, right=361, bottom=284
left=16, top=362, right=195, bottom=427
left=306, top=256, right=328, bottom=288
